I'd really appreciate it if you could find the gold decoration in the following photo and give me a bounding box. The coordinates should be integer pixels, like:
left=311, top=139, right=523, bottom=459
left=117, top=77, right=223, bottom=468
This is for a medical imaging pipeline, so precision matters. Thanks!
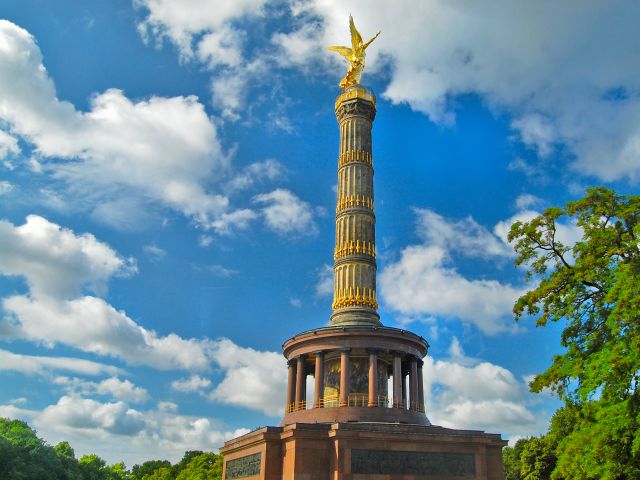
left=338, top=149, right=372, bottom=168
left=335, top=86, right=376, bottom=110
left=336, top=194, right=374, bottom=213
left=334, top=239, right=376, bottom=260
left=328, top=15, right=380, bottom=88
left=332, top=286, right=378, bottom=310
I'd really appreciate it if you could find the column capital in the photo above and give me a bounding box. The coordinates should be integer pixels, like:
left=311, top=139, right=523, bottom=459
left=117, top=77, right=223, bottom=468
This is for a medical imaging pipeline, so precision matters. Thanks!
left=340, top=348, right=351, bottom=354
left=287, top=359, right=297, bottom=367
left=393, top=350, right=402, bottom=358
left=367, top=348, right=382, bottom=355
left=313, top=350, right=325, bottom=356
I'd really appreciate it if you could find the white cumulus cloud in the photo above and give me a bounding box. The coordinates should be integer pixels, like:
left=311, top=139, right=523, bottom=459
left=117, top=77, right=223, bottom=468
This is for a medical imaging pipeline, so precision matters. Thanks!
left=0, top=20, right=267, bottom=231
left=144, top=1, right=640, bottom=183
left=36, top=396, right=147, bottom=436
left=0, top=180, right=14, bottom=195
left=0, top=216, right=214, bottom=370
left=171, top=375, right=212, bottom=393
left=297, top=0, right=640, bottom=181
left=3, top=395, right=250, bottom=464
left=0, top=348, right=125, bottom=377
left=253, top=189, right=318, bottom=236
left=0, top=215, right=135, bottom=299
left=423, top=338, right=544, bottom=437
left=315, top=263, right=333, bottom=298
left=0, top=129, right=20, bottom=159
left=379, top=209, right=525, bottom=334
left=54, top=376, right=149, bottom=404
left=208, top=338, right=286, bottom=416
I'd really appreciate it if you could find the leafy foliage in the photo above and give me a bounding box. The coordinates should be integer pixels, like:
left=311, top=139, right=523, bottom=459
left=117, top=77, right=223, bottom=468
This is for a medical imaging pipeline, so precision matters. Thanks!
left=0, top=418, right=224, bottom=480
left=508, top=187, right=640, bottom=479
left=502, top=435, right=557, bottom=480
left=131, top=460, right=171, bottom=480
left=503, top=438, right=528, bottom=480
left=175, top=452, right=221, bottom=480
left=0, top=418, right=66, bottom=480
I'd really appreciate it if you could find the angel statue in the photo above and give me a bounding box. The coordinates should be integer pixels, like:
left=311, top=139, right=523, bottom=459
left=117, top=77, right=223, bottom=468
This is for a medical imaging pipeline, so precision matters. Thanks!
left=328, top=15, right=380, bottom=88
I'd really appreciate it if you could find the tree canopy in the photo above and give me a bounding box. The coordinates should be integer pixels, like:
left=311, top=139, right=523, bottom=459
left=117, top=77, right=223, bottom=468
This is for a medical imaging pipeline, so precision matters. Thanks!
left=0, top=418, right=224, bottom=480
left=508, top=187, right=640, bottom=479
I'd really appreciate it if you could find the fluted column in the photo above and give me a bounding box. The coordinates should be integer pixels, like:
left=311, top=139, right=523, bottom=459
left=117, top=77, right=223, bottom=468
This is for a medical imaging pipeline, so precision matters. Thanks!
left=295, top=355, right=306, bottom=408
left=286, top=359, right=296, bottom=410
left=393, top=352, right=403, bottom=408
left=314, top=351, right=325, bottom=408
left=368, top=350, right=378, bottom=407
left=417, top=359, right=425, bottom=412
left=339, top=349, right=351, bottom=407
left=331, top=86, right=380, bottom=326
left=409, top=356, right=419, bottom=411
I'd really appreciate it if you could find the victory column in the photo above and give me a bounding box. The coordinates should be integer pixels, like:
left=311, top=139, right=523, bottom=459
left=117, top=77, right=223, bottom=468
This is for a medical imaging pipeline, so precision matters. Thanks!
left=220, top=16, right=507, bottom=480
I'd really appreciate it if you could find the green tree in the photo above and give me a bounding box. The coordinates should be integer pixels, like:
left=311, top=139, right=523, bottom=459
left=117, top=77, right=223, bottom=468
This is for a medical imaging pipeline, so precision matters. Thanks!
left=141, top=466, right=174, bottom=480
left=79, top=453, right=109, bottom=480
left=509, top=187, right=640, bottom=479
left=171, top=450, right=203, bottom=477
left=0, top=434, right=14, bottom=478
left=0, top=418, right=65, bottom=479
left=131, top=460, right=172, bottom=480
left=107, top=461, right=130, bottom=480
left=55, top=441, right=83, bottom=480
left=520, top=436, right=556, bottom=480
left=211, top=454, right=223, bottom=480
left=175, top=452, right=220, bottom=480
left=503, top=438, right=528, bottom=480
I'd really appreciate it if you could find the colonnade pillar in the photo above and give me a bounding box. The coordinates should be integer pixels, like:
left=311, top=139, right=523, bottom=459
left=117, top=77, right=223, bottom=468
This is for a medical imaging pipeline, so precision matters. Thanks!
left=286, top=360, right=296, bottom=410
left=409, top=356, right=419, bottom=411
left=295, top=355, right=306, bottom=407
left=287, top=350, right=425, bottom=413
left=417, top=358, right=425, bottom=412
left=314, top=351, right=325, bottom=408
left=367, top=350, right=378, bottom=407
left=339, top=349, right=350, bottom=407
left=393, top=352, right=403, bottom=408
left=401, top=371, right=407, bottom=409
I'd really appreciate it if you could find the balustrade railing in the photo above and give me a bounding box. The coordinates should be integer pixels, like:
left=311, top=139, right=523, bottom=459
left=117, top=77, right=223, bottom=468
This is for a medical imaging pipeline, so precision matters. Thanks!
left=285, top=396, right=422, bottom=413
left=318, top=395, right=340, bottom=408
left=347, top=393, right=367, bottom=407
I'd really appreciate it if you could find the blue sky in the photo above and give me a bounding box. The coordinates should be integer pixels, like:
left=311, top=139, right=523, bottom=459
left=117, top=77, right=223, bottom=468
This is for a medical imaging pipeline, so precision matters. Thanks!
left=0, top=0, right=638, bottom=466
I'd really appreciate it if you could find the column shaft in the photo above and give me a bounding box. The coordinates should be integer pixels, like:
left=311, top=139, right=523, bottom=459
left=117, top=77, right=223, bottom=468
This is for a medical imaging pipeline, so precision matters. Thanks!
left=417, top=360, right=425, bottom=412
left=368, top=351, right=378, bottom=407
left=339, top=349, right=351, bottom=407
left=409, top=357, right=419, bottom=411
left=295, top=355, right=306, bottom=408
left=314, top=352, right=325, bottom=408
left=401, top=372, right=407, bottom=409
left=286, top=360, right=296, bottom=411
left=393, top=353, right=403, bottom=408
left=331, top=88, right=379, bottom=327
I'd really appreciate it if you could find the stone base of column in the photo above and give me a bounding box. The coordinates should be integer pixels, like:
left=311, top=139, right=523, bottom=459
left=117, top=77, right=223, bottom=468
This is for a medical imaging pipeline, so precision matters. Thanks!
left=329, top=306, right=381, bottom=326
left=221, top=422, right=507, bottom=480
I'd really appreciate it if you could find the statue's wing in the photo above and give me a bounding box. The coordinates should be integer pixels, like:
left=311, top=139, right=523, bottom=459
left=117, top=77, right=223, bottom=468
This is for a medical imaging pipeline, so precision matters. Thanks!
left=327, top=45, right=353, bottom=61
left=363, top=31, right=381, bottom=51
left=349, top=15, right=363, bottom=50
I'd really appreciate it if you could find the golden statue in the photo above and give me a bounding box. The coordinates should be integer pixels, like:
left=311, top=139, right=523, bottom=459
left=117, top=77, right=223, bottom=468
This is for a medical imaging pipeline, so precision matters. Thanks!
left=328, top=15, right=380, bottom=89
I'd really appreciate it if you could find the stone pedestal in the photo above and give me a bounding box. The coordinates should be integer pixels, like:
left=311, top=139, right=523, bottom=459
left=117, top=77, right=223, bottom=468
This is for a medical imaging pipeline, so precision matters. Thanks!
left=221, top=422, right=506, bottom=480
